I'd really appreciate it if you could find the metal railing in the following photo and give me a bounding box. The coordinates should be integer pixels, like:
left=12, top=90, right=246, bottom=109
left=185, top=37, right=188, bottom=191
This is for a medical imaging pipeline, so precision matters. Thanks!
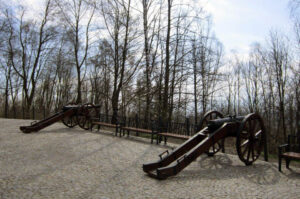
left=96, top=113, right=200, bottom=136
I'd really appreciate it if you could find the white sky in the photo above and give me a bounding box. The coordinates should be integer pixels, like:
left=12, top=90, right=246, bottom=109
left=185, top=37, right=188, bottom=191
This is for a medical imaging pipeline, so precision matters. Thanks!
left=20, top=0, right=293, bottom=57
left=198, top=0, right=293, bottom=56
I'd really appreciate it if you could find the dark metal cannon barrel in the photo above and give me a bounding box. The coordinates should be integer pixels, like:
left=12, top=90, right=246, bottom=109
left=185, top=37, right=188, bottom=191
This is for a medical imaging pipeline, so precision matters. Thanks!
left=62, top=104, right=80, bottom=111
left=20, top=103, right=100, bottom=133
left=207, top=116, right=245, bottom=131
left=62, top=104, right=100, bottom=111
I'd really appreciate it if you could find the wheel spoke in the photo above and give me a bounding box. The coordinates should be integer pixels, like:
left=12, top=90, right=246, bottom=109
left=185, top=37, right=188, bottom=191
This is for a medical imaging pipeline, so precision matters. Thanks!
left=203, top=111, right=223, bottom=156
left=240, top=139, right=249, bottom=148
left=242, top=143, right=249, bottom=157
left=237, top=113, right=265, bottom=165
left=253, top=121, right=259, bottom=132
left=62, top=105, right=78, bottom=128
left=251, top=145, right=255, bottom=161
left=240, top=132, right=248, bottom=139
left=76, top=103, right=97, bottom=130
left=248, top=119, right=254, bottom=134
left=246, top=145, right=251, bottom=162
left=245, top=121, right=250, bottom=133
left=254, top=130, right=262, bottom=138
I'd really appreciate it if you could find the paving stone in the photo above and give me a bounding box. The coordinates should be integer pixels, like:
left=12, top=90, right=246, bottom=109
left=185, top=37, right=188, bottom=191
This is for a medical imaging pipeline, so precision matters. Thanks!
left=0, top=118, right=299, bottom=199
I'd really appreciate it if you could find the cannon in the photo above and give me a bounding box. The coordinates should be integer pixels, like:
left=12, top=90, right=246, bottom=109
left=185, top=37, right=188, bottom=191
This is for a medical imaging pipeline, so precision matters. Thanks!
left=143, top=111, right=268, bottom=179
left=20, top=103, right=98, bottom=133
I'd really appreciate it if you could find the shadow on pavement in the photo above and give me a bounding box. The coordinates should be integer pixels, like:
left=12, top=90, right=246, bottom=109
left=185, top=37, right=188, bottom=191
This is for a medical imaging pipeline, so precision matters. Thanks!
left=172, top=153, right=281, bottom=185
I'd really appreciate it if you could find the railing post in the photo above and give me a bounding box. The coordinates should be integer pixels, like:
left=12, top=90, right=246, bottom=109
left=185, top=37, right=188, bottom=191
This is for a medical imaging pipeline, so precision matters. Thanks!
left=106, top=112, right=109, bottom=123
left=43, top=105, right=46, bottom=119
left=185, top=118, right=190, bottom=136
left=135, top=114, right=139, bottom=127
left=32, top=103, right=35, bottom=120
left=264, top=133, right=268, bottom=161
left=158, top=116, right=163, bottom=133
left=22, top=104, right=25, bottom=119
left=123, top=116, right=127, bottom=126
left=135, top=114, right=139, bottom=136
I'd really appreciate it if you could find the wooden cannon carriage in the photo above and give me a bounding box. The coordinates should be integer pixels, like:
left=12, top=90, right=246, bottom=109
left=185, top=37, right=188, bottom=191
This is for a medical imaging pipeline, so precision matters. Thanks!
left=143, top=111, right=268, bottom=179
left=20, top=103, right=98, bottom=133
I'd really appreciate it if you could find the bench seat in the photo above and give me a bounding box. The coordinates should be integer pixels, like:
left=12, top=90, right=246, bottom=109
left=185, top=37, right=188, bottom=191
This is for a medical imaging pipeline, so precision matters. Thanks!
left=278, top=134, right=300, bottom=171
left=91, top=121, right=120, bottom=136
left=158, top=132, right=190, bottom=144
left=92, top=122, right=119, bottom=128
left=159, top=132, right=190, bottom=140
left=281, top=152, right=300, bottom=160
left=121, top=126, right=157, bottom=144
left=122, top=127, right=153, bottom=134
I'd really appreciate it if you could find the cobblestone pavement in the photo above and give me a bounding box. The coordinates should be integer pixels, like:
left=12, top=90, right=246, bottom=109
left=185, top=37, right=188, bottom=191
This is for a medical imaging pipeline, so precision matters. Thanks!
left=0, top=118, right=299, bottom=199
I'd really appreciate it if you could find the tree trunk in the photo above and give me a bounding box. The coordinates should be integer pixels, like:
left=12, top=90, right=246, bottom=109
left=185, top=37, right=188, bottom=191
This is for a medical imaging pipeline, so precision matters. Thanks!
left=192, top=42, right=198, bottom=124
left=4, top=77, right=9, bottom=118
left=76, top=70, right=82, bottom=104
left=162, top=0, right=172, bottom=128
left=143, top=0, right=151, bottom=128
left=111, top=0, right=131, bottom=124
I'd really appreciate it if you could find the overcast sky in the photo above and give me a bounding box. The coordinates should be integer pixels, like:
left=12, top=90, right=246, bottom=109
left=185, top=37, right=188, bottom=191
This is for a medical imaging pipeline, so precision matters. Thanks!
left=198, top=0, right=293, bottom=56
left=21, top=0, right=293, bottom=57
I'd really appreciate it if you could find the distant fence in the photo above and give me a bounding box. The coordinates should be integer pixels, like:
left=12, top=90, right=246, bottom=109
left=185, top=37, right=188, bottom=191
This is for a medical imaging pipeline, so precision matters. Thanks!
left=97, top=113, right=200, bottom=136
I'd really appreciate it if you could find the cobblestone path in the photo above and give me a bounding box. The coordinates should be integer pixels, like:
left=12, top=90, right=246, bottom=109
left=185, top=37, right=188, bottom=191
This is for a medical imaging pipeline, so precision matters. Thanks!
left=0, top=118, right=299, bottom=198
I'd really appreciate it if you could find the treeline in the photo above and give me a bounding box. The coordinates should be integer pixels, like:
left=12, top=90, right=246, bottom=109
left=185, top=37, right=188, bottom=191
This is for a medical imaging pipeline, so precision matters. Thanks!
left=0, top=0, right=299, bottom=152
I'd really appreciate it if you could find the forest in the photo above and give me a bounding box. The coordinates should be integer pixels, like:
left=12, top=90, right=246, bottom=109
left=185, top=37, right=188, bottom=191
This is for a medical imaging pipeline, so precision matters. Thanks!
left=0, top=0, right=299, bottom=153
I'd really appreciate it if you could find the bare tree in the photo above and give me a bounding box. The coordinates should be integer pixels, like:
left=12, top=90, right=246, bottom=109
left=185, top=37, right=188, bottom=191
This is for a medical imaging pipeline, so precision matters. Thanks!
left=100, top=0, right=140, bottom=122
left=267, top=31, right=290, bottom=141
left=0, top=10, right=11, bottom=117
left=141, top=0, right=161, bottom=127
left=289, top=0, right=300, bottom=134
left=5, top=0, right=56, bottom=118
left=161, top=0, right=172, bottom=126
left=191, top=17, right=223, bottom=120
left=242, top=60, right=260, bottom=113
left=290, top=0, right=300, bottom=47
left=55, top=0, right=95, bottom=104
left=89, top=39, right=113, bottom=115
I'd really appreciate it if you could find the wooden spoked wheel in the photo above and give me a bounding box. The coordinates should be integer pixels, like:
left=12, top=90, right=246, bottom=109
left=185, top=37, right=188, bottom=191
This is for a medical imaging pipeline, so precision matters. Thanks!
left=62, top=102, right=78, bottom=128
left=199, top=110, right=224, bottom=156
left=76, top=103, right=97, bottom=130
left=236, top=113, right=265, bottom=165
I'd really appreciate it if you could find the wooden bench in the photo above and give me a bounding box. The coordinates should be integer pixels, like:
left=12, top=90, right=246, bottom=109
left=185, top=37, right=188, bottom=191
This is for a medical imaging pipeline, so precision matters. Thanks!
left=121, top=126, right=158, bottom=144
left=278, top=134, right=300, bottom=171
left=91, top=121, right=121, bottom=136
left=158, top=132, right=190, bottom=144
